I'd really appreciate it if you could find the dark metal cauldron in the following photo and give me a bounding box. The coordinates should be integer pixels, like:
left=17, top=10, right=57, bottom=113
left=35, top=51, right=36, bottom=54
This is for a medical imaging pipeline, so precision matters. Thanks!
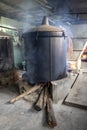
left=23, top=16, right=67, bottom=84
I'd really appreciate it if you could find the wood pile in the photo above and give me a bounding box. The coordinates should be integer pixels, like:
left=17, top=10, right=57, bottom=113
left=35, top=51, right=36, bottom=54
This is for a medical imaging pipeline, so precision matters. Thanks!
left=9, top=80, right=57, bottom=128
left=0, top=69, right=57, bottom=128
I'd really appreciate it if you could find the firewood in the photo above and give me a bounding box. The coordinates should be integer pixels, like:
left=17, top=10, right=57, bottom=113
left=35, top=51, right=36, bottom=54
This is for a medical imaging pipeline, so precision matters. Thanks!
left=46, top=97, right=57, bottom=128
left=34, top=88, right=44, bottom=111
left=43, top=87, right=48, bottom=108
left=9, top=85, right=41, bottom=103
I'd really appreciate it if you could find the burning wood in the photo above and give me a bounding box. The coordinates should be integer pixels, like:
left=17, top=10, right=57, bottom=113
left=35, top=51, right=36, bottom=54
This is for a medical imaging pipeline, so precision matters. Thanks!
left=46, top=97, right=57, bottom=128
left=9, top=81, right=57, bottom=128
left=43, top=86, right=48, bottom=108
left=33, top=83, right=57, bottom=128
left=34, top=88, right=44, bottom=111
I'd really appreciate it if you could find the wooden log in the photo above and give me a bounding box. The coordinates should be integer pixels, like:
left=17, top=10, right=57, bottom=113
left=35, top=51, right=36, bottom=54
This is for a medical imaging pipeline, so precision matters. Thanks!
left=46, top=97, right=57, bottom=128
left=9, top=85, right=41, bottom=104
left=34, top=88, right=44, bottom=111
left=43, top=87, right=48, bottom=108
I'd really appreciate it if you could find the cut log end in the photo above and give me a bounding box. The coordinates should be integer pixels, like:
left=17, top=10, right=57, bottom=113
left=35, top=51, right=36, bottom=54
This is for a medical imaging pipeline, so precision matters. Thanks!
left=34, top=105, right=42, bottom=111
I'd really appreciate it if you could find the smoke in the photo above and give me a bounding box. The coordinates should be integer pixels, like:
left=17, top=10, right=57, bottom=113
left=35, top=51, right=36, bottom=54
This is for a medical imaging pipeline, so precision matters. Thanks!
left=16, top=0, right=51, bottom=33
left=59, top=23, right=73, bottom=38
left=17, top=0, right=75, bottom=36
left=47, top=0, right=74, bottom=37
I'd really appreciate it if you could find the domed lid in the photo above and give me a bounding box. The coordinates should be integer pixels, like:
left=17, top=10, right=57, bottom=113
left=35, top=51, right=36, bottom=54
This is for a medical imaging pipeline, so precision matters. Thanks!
left=30, top=16, right=64, bottom=32
left=31, top=25, right=63, bottom=32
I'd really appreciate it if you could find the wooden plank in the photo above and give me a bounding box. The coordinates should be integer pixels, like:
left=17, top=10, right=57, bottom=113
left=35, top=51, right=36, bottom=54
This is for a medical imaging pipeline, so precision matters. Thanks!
left=65, top=73, right=87, bottom=109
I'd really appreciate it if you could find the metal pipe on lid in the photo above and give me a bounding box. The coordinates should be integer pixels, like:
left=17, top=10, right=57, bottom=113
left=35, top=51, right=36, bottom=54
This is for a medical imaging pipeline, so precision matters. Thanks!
left=42, top=16, right=49, bottom=25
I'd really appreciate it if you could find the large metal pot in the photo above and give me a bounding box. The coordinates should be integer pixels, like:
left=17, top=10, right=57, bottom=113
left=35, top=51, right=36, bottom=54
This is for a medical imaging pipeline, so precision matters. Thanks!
left=23, top=16, right=67, bottom=84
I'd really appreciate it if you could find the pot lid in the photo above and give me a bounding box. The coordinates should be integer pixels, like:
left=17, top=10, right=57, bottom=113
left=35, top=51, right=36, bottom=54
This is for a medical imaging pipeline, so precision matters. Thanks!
left=30, top=16, right=64, bottom=32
